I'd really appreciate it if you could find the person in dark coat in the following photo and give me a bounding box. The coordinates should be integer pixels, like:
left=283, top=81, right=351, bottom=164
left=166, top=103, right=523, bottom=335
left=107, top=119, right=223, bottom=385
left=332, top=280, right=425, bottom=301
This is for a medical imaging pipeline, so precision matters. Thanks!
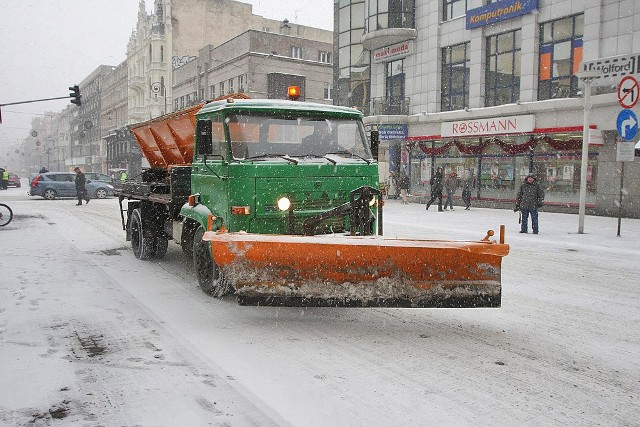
left=462, top=179, right=472, bottom=210
left=515, top=174, right=545, bottom=233
left=74, top=167, right=90, bottom=205
left=443, top=172, right=458, bottom=210
left=399, top=172, right=410, bottom=204
left=425, top=167, right=444, bottom=211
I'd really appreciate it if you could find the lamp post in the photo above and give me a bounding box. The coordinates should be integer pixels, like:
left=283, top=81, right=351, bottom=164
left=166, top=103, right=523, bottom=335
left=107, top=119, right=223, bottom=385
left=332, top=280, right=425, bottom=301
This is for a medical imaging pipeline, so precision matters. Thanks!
left=576, top=70, right=601, bottom=234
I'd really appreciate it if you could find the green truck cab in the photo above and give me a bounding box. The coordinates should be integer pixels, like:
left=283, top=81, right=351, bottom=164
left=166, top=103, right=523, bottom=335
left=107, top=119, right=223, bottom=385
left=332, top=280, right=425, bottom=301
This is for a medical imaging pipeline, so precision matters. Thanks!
left=118, top=98, right=381, bottom=293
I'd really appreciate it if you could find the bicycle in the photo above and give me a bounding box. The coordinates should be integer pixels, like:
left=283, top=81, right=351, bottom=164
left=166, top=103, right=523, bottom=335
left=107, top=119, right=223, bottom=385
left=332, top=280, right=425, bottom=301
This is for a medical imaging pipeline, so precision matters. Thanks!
left=0, top=203, right=13, bottom=226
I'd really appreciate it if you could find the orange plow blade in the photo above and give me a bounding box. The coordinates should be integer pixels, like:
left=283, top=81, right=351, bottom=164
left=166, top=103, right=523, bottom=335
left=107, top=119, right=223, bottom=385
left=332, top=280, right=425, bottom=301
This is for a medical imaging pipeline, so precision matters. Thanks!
left=202, top=230, right=509, bottom=308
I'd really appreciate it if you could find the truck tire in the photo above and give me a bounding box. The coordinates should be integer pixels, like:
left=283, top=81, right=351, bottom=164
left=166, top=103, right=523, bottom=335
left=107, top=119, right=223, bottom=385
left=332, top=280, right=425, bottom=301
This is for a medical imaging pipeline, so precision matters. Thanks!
left=193, top=226, right=231, bottom=297
left=130, top=208, right=154, bottom=260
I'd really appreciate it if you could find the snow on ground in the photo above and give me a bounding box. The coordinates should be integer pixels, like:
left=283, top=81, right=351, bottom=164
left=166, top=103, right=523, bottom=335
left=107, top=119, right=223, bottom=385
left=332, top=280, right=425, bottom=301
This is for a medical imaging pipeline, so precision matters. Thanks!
left=0, top=184, right=639, bottom=426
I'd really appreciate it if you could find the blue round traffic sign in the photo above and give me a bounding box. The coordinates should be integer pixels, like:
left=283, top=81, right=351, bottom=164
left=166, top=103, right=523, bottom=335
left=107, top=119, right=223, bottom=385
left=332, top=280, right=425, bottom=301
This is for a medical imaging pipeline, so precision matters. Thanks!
left=616, top=109, right=638, bottom=141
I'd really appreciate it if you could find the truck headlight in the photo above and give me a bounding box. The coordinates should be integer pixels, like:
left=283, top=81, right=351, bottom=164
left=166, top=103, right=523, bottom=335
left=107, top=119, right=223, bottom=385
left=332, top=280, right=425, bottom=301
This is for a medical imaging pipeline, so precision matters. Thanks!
left=277, top=197, right=291, bottom=211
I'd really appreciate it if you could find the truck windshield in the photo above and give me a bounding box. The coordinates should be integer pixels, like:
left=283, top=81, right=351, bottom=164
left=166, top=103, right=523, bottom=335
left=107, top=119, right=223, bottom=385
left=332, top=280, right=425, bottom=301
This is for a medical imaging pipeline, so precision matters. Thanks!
left=225, top=114, right=371, bottom=160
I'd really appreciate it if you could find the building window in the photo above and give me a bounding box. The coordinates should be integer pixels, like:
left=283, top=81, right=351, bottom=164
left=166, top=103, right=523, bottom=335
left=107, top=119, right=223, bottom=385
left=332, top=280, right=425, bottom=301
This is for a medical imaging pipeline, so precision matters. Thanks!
left=386, top=59, right=405, bottom=113
left=324, top=82, right=333, bottom=100
left=319, top=51, right=332, bottom=64
left=441, top=42, right=470, bottom=111
left=238, top=74, right=245, bottom=92
left=229, top=78, right=235, bottom=94
left=338, top=0, right=370, bottom=114
left=486, top=29, right=521, bottom=107
left=160, top=45, right=164, bottom=63
left=443, top=0, right=467, bottom=21
left=219, top=82, right=225, bottom=95
left=538, top=14, right=584, bottom=100
left=291, top=46, right=302, bottom=59
left=368, top=0, right=415, bottom=30
left=210, top=85, right=216, bottom=99
left=200, top=88, right=204, bottom=101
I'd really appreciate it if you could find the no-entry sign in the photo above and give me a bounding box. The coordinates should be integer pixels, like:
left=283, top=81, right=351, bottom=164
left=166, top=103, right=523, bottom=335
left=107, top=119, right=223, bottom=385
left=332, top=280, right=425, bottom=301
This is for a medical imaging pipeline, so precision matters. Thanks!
left=618, top=75, right=639, bottom=109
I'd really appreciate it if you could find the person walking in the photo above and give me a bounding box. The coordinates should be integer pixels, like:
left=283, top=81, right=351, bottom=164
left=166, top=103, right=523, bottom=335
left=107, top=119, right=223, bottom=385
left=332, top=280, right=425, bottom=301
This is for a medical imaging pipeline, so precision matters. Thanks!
left=515, top=174, right=545, bottom=234
left=425, top=167, right=444, bottom=211
left=443, top=172, right=458, bottom=210
left=462, top=179, right=472, bottom=210
left=74, top=167, right=90, bottom=205
left=1, top=168, right=8, bottom=190
left=399, top=172, right=410, bottom=204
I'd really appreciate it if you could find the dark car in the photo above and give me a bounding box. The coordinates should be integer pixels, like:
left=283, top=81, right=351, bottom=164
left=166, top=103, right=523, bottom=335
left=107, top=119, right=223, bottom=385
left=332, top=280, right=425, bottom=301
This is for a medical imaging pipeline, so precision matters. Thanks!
left=7, top=173, right=21, bottom=188
left=28, top=172, right=115, bottom=200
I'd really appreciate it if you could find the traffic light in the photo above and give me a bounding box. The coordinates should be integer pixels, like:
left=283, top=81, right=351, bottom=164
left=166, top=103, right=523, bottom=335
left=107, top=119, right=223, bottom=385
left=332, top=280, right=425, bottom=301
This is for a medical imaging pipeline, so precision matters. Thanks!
left=69, top=85, right=81, bottom=106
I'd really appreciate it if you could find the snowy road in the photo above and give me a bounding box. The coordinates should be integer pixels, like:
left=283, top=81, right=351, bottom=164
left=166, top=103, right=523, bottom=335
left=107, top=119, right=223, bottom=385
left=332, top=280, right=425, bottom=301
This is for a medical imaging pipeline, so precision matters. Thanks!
left=1, top=186, right=638, bottom=426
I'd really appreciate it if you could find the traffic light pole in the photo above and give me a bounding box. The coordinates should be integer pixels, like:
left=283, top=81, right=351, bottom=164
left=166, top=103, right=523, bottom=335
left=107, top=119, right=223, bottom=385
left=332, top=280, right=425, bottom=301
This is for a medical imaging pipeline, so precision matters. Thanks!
left=0, top=95, right=74, bottom=108
left=1, top=86, right=80, bottom=124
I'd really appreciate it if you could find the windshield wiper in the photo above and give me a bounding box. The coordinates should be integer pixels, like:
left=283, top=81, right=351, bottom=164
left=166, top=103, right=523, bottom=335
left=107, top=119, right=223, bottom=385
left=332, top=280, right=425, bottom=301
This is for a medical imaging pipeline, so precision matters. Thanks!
left=326, top=151, right=371, bottom=164
left=246, top=154, right=298, bottom=164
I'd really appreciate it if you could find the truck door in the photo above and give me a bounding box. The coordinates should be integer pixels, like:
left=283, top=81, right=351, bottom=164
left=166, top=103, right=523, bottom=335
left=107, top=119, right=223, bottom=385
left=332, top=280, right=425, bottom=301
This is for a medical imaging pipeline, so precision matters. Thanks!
left=191, top=115, right=228, bottom=219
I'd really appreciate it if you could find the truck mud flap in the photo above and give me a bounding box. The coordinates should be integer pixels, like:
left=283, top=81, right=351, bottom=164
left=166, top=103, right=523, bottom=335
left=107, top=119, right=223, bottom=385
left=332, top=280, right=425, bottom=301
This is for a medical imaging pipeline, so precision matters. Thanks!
left=202, top=231, right=509, bottom=308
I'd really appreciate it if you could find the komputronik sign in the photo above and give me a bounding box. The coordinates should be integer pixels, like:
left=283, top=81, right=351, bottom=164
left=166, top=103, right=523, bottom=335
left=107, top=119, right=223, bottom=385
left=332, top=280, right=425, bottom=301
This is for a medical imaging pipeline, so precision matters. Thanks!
left=466, top=0, right=538, bottom=30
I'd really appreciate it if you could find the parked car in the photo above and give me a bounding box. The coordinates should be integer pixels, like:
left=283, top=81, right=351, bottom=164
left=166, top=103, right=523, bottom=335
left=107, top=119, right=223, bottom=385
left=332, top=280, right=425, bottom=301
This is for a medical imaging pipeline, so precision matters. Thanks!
left=28, top=172, right=115, bottom=200
left=7, top=173, right=21, bottom=188
left=86, top=172, right=116, bottom=186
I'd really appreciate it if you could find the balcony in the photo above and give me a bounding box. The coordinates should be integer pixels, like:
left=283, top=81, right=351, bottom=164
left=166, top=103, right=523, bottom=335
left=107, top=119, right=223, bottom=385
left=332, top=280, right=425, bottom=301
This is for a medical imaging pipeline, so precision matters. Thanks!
left=362, top=10, right=417, bottom=51
left=372, top=97, right=410, bottom=115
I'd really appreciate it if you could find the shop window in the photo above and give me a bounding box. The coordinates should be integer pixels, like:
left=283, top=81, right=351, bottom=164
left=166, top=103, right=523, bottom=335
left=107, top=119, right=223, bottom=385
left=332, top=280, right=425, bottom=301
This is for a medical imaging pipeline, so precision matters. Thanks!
left=486, top=29, right=521, bottom=107
left=443, top=0, right=467, bottom=21
left=538, top=14, right=583, bottom=101
left=441, top=43, right=469, bottom=111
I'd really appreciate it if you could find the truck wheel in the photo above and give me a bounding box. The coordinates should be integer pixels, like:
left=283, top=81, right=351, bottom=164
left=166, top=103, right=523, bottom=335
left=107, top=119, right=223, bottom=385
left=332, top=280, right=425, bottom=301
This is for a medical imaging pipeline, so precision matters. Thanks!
left=130, top=208, right=154, bottom=260
left=193, top=226, right=231, bottom=297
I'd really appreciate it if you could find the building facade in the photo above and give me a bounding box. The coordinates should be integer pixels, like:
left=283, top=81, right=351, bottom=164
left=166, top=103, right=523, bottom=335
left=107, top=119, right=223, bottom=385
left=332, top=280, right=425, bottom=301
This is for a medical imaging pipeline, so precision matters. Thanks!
left=172, top=26, right=333, bottom=106
left=337, top=0, right=640, bottom=218
left=69, top=65, right=114, bottom=173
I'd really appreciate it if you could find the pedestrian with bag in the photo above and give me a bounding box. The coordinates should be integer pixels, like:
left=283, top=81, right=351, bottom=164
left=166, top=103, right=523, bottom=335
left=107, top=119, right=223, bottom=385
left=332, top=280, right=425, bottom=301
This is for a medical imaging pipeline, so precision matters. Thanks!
left=74, top=167, right=90, bottom=205
left=425, top=167, right=444, bottom=211
left=515, top=174, right=545, bottom=234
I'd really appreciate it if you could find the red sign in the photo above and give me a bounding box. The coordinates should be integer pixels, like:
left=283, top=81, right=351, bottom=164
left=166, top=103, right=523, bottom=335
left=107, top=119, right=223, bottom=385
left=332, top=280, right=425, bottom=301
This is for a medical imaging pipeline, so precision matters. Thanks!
left=617, top=75, right=639, bottom=109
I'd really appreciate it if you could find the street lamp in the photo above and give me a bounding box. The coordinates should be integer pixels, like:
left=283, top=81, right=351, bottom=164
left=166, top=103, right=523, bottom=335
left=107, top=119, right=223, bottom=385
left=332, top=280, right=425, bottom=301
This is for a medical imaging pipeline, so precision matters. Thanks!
left=576, top=69, right=601, bottom=234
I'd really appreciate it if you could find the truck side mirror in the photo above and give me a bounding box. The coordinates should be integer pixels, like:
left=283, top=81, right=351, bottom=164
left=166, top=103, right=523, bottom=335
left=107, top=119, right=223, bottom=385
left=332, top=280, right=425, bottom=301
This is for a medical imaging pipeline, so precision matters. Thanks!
left=370, top=130, right=379, bottom=161
left=196, top=120, right=213, bottom=155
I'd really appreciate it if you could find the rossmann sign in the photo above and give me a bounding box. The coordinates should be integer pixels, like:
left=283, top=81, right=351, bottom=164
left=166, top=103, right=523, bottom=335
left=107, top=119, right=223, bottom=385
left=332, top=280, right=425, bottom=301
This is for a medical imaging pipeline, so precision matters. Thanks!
left=466, top=0, right=538, bottom=30
left=441, top=115, right=535, bottom=138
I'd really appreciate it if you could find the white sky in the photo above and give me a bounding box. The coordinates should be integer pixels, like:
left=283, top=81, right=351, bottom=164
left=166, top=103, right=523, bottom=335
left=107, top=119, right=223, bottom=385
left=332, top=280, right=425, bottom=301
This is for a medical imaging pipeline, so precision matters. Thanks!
left=0, top=0, right=333, bottom=153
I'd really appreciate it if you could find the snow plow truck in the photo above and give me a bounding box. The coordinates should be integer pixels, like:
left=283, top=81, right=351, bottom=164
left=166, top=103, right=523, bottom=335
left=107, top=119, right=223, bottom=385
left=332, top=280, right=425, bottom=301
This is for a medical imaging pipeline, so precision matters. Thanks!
left=116, top=93, right=509, bottom=307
